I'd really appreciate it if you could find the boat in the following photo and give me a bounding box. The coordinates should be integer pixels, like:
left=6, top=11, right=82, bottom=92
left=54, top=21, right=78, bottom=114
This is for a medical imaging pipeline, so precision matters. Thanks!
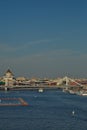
left=78, top=91, right=87, bottom=96
left=81, top=92, right=87, bottom=96
left=38, top=88, right=43, bottom=93
left=72, top=110, right=75, bottom=116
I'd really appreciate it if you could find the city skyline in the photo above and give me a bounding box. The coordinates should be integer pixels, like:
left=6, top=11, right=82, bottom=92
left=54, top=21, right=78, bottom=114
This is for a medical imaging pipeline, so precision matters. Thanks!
left=0, top=0, right=87, bottom=78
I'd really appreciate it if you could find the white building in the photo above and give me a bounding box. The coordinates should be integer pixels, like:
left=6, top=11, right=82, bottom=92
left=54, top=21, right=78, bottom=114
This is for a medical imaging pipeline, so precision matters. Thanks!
left=3, top=69, right=15, bottom=86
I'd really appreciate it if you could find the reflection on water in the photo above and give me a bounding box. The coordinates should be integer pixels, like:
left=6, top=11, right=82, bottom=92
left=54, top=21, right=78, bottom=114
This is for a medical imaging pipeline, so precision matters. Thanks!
left=0, top=89, right=87, bottom=130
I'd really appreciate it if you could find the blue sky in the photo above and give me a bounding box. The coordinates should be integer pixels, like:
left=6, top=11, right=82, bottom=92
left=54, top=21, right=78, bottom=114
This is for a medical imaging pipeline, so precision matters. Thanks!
left=0, top=0, right=87, bottom=78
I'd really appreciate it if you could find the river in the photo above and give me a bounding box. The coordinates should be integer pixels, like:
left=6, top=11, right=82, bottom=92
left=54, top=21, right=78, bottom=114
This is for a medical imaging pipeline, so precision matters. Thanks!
left=0, top=89, right=87, bottom=130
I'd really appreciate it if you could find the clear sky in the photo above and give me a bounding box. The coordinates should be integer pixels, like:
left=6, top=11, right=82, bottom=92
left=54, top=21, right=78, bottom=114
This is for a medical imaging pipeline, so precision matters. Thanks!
left=0, top=0, right=87, bottom=78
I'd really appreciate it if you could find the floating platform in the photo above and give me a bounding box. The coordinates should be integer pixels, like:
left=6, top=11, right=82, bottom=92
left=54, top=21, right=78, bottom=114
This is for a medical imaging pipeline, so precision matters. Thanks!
left=0, top=98, right=28, bottom=106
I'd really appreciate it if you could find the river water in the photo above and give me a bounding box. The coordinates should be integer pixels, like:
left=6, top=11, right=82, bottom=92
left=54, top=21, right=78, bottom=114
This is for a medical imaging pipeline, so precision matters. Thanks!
left=0, top=89, right=87, bottom=130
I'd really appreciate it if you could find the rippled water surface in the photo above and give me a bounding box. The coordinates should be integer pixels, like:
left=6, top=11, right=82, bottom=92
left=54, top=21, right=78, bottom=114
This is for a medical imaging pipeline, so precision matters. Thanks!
left=0, top=89, right=87, bottom=130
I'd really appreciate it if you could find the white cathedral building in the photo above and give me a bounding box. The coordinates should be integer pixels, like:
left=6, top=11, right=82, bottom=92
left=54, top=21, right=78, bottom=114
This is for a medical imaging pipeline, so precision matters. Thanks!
left=3, top=69, right=15, bottom=86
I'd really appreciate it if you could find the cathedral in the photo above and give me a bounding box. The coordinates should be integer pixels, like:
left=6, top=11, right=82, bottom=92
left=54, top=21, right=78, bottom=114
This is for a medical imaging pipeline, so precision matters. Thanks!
left=3, top=69, right=15, bottom=86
